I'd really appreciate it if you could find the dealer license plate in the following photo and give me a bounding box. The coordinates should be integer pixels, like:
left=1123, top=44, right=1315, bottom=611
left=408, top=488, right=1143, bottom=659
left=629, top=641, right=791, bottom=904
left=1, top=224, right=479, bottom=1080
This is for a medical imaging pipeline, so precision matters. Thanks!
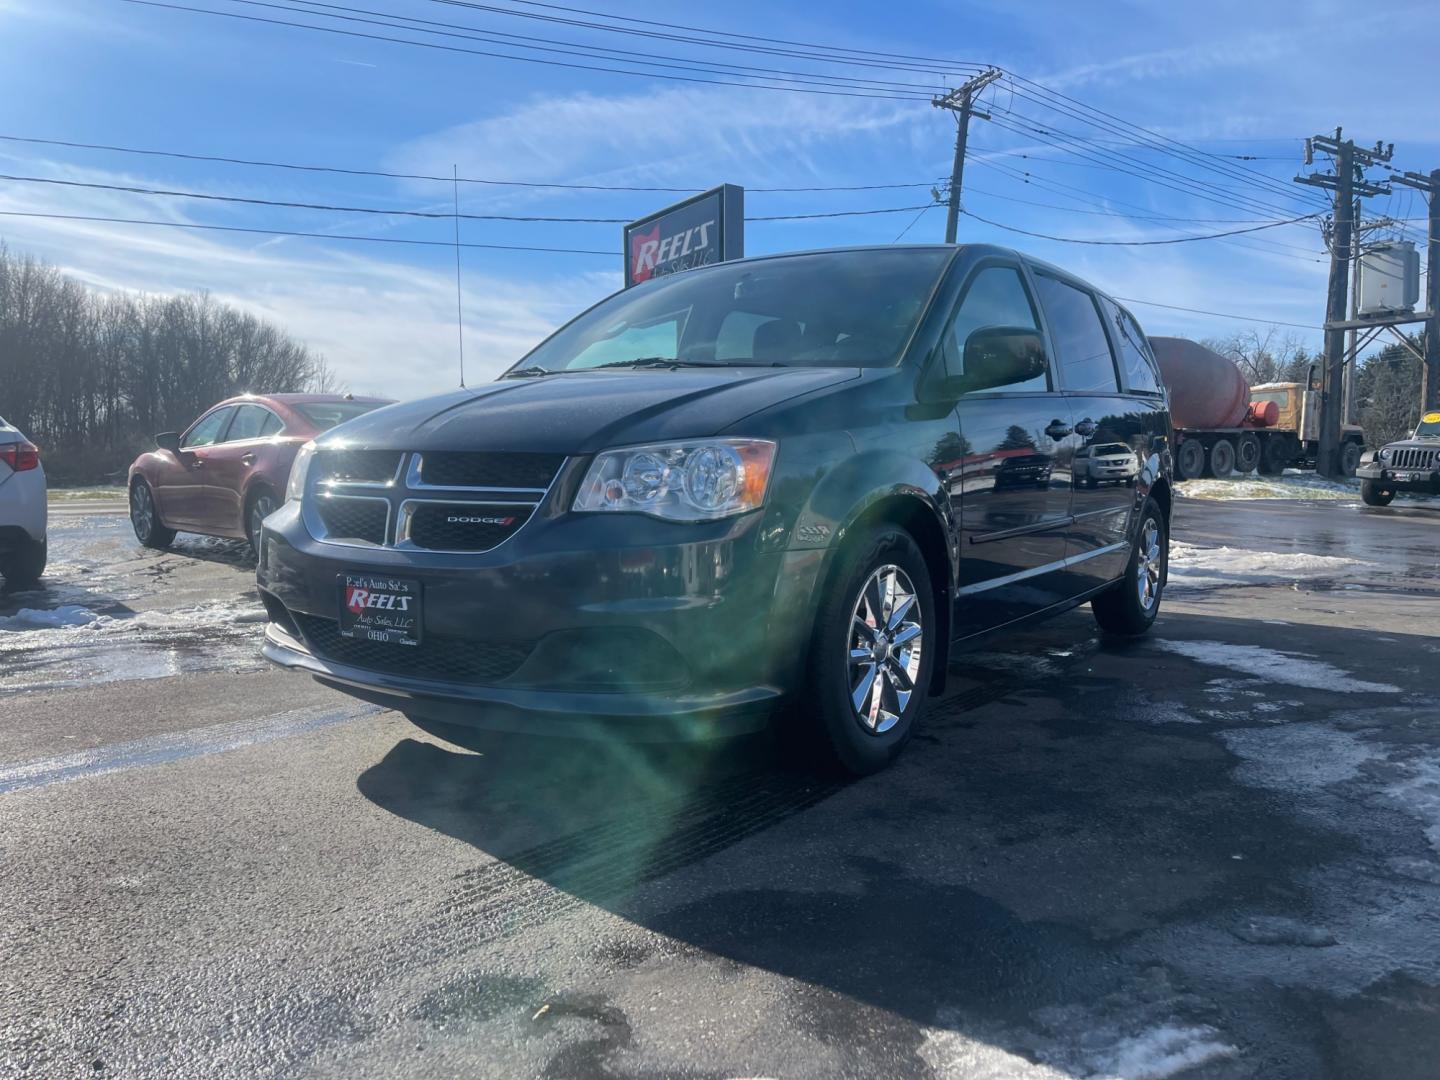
left=338, top=573, right=422, bottom=646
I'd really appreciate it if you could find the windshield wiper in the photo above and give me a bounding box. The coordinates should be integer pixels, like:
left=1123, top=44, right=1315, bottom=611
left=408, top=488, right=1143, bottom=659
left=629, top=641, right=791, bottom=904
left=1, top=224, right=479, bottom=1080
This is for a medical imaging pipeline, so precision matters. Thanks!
left=503, top=366, right=556, bottom=378
left=589, top=357, right=699, bottom=370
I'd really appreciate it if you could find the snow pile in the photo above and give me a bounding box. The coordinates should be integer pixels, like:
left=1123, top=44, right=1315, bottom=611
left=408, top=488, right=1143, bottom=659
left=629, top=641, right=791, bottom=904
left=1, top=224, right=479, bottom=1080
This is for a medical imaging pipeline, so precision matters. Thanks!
left=0, top=605, right=104, bottom=630
left=1177, top=470, right=1360, bottom=502
left=1154, top=640, right=1399, bottom=694
left=1167, top=540, right=1369, bottom=590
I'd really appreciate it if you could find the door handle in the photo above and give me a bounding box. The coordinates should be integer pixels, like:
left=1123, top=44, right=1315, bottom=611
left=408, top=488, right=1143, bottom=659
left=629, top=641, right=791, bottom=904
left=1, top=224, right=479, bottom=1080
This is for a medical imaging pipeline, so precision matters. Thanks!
left=241, top=453, right=256, bottom=466
left=1044, top=419, right=1073, bottom=439
left=1074, top=418, right=1098, bottom=438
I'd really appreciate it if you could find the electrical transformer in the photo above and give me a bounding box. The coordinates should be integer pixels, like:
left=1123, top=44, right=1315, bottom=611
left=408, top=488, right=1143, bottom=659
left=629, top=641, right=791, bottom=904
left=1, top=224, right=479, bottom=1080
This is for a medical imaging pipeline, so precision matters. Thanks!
left=1358, top=241, right=1420, bottom=316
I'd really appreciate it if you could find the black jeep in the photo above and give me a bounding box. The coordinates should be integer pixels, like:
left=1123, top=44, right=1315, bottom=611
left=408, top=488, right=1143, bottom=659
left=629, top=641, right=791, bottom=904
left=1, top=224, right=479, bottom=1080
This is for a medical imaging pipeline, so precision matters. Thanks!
left=1357, top=412, right=1440, bottom=506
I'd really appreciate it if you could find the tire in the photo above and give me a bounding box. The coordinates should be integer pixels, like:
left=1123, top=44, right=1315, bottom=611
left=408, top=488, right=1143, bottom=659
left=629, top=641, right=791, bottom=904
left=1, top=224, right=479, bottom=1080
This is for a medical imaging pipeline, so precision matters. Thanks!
left=1176, top=439, right=1206, bottom=480
left=1207, top=439, right=1236, bottom=479
left=130, top=479, right=176, bottom=549
left=1339, top=441, right=1362, bottom=478
left=1258, top=435, right=1291, bottom=476
left=1235, top=433, right=1262, bottom=474
left=0, top=535, right=46, bottom=589
left=799, top=525, right=935, bottom=776
left=245, top=487, right=279, bottom=550
left=1361, top=480, right=1395, bottom=507
left=1092, top=499, right=1167, bottom=637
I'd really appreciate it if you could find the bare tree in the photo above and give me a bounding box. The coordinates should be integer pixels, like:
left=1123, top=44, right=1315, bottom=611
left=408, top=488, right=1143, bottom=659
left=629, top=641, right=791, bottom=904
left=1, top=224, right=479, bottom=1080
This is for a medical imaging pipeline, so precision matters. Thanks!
left=0, top=243, right=333, bottom=484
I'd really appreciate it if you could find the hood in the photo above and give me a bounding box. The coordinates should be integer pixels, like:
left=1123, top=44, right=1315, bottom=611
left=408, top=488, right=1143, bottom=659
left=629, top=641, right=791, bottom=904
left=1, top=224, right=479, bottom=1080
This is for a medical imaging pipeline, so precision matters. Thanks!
left=318, top=367, right=860, bottom=453
left=1384, top=437, right=1440, bottom=451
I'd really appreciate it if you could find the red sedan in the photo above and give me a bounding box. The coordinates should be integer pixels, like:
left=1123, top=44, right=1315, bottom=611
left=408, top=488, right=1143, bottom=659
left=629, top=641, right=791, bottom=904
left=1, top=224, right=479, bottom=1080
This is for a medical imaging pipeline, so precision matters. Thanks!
left=127, top=393, right=393, bottom=550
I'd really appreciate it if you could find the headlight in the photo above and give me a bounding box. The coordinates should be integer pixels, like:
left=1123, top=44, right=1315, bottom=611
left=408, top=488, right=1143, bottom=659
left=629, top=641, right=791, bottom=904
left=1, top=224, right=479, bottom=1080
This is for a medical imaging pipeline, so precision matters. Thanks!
left=286, top=441, right=317, bottom=502
left=1380, top=447, right=1393, bottom=462
left=573, top=439, right=776, bottom=521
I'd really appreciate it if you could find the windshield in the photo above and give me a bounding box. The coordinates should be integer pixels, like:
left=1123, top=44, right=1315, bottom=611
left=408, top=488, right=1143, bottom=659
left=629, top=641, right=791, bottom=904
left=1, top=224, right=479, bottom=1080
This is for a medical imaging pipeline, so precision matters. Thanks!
left=510, top=249, right=952, bottom=374
left=296, top=401, right=385, bottom=431
left=1415, top=413, right=1440, bottom=439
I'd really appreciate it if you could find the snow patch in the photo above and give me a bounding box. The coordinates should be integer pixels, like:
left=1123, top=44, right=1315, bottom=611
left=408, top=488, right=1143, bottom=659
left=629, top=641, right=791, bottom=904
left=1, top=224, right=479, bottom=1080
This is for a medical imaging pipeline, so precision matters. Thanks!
left=1089, top=1024, right=1238, bottom=1079
left=1154, top=639, right=1399, bottom=694
left=1223, top=725, right=1382, bottom=793
left=1177, top=470, right=1359, bottom=502
left=0, top=605, right=104, bottom=630
left=1167, top=540, right=1368, bottom=590
left=1379, top=755, right=1440, bottom=855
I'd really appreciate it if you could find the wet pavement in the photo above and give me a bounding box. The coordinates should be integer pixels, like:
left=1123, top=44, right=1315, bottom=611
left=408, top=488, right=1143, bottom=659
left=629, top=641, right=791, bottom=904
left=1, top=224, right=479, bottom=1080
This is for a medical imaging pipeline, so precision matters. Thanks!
left=2, top=496, right=1439, bottom=1078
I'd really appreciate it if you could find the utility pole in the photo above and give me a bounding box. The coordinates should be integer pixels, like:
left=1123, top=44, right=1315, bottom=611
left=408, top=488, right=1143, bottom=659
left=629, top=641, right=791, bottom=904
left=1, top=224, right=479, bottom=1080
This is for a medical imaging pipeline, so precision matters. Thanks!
left=1296, top=129, right=1392, bottom=477
left=933, top=68, right=1002, bottom=244
left=1395, top=169, right=1440, bottom=412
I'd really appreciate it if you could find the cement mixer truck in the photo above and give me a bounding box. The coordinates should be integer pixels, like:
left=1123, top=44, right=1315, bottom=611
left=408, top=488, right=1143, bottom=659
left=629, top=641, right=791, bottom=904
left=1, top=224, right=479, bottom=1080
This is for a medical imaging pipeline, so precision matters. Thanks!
left=1148, top=336, right=1366, bottom=479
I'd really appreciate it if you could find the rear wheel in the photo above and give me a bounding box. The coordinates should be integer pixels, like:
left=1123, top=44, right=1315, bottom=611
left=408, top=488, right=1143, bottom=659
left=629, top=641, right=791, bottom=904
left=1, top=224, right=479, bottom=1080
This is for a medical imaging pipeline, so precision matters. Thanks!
left=1361, top=480, right=1395, bottom=507
left=1339, top=440, right=1362, bottom=477
left=1207, top=439, right=1236, bottom=479
left=129, top=479, right=176, bottom=549
left=1092, top=499, right=1166, bottom=636
left=245, top=488, right=279, bottom=550
left=1176, top=439, right=1206, bottom=479
left=1235, top=433, right=1262, bottom=474
left=799, top=525, right=935, bottom=776
left=0, top=535, right=46, bottom=589
left=1258, top=435, right=1291, bottom=475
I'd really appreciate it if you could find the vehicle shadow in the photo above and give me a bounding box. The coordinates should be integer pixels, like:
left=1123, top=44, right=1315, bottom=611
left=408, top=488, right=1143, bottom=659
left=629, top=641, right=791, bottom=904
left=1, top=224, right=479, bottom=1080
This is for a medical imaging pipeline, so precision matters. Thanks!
left=356, top=607, right=1440, bottom=1076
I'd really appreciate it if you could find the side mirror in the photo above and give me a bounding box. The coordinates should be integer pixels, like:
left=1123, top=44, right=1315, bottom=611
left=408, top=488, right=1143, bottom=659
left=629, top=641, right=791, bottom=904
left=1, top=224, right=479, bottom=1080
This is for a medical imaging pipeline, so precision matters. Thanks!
left=947, top=326, right=1049, bottom=394
left=155, top=431, right=182, bottom=454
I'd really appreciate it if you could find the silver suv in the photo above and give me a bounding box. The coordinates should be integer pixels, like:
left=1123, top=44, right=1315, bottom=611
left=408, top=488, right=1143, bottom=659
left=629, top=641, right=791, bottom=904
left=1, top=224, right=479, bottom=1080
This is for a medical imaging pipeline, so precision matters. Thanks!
left=0, top=415, right=47, bottom=588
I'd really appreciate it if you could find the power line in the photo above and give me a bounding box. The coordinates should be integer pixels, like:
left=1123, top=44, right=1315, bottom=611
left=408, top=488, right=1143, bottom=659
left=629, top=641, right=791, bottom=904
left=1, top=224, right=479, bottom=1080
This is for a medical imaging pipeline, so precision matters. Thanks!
left=118, top=0, right=937, bottom=100
left=1113, top=295, right=1318, bottom=330
left=962, top=207, right=1321, bottom=246
left=0, top=133, right=932, bottom=193
left=0, top=208, right=1324, bottom=333
left=0, top=208, right=615, bottom=253
left=281, top=0, right=950, bottom=96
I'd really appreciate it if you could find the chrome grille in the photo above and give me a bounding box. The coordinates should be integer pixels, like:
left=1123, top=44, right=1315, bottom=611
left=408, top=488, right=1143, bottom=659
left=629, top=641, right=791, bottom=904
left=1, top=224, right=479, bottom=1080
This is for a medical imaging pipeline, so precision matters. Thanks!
left=1392, top=447, right=1438, bottom=471
left=305, top=450, right=562, bottom=552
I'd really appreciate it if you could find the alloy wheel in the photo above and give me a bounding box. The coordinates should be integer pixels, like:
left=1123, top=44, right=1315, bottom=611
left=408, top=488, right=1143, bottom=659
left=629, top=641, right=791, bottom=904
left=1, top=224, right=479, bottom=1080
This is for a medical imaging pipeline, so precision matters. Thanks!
left=1135, top=518, right=1163, bottom=612
left=130, top=483, right=153, bottom=540
left=847, top=564, right=924, bottom=735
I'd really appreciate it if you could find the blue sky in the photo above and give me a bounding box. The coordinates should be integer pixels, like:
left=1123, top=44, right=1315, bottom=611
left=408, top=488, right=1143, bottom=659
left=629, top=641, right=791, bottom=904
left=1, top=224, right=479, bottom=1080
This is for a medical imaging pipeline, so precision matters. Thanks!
left=2, top=0, right=1436, bottom=398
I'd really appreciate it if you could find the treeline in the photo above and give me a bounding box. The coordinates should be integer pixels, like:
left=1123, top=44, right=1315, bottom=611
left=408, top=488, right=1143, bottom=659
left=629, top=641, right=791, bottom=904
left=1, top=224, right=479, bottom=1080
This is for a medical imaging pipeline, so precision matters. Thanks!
left=0, top=244, right=335, bottom=484
left=1204, top=327, right=1426, bottom=449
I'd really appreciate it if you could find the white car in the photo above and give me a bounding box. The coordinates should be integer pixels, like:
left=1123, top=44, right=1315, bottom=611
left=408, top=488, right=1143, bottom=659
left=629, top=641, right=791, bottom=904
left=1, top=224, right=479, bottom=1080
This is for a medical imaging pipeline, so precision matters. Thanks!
left=0, top=415, right=47, bottom=588
left=1073, top=442, right=1141, bottom=489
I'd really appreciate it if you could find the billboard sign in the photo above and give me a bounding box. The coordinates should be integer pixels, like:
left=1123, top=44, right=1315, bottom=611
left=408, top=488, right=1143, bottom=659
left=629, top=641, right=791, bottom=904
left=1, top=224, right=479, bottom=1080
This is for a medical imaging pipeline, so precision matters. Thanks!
left=623, top=184, right=744, bottom=287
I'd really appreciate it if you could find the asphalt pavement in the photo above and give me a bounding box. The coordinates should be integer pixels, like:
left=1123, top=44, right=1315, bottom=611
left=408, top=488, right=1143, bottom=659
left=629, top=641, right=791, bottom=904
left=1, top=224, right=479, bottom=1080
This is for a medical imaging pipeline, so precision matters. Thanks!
left=3, top=492, right=1440, bottom=1079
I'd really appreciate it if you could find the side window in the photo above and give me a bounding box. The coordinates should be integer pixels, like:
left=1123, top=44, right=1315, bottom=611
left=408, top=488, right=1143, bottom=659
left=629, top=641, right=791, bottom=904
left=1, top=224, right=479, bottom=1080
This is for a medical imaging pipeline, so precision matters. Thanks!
left=224, top=404, right=272, bottom=442
left=259, top=410, right=284, bottom=437
left=943, top=265, right=1048, bottom=393
left=181, top=406, right=234, bottom=449
left=1099, top=297, right=1162, bottom=394
left=1034, top=275, right=1121, bottom=393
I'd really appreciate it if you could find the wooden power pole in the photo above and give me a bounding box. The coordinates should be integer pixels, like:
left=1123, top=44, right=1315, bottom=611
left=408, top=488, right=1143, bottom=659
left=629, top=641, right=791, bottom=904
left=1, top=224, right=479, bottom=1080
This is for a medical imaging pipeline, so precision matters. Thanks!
left=933, top=69, right=1002, bottom=244
left=1296, top=129, right=1392, bottom=477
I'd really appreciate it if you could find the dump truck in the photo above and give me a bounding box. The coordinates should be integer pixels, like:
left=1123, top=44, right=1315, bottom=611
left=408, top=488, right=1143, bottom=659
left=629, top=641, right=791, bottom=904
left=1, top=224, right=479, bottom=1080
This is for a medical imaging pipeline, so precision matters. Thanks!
left=1148, top=336, right=1365, bottom=480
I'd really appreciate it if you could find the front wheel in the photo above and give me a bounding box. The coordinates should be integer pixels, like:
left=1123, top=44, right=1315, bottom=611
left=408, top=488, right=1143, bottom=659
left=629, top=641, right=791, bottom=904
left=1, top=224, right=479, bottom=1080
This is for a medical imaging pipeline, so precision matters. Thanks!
left=0, top=535, right=46, bottom=589
left=799, top=526, right=935, bottom=776
left=1092, top=500, right=1167, bottom=636
left=130, top=479, right=176, bottom=549
left=1361, top=480, right=1395, bottom=507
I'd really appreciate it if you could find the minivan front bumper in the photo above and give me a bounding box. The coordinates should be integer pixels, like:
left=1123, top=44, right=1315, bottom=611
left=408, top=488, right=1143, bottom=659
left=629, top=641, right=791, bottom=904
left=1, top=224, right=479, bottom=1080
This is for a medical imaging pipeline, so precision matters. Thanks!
left=257, top=501, right=818, bottom=739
